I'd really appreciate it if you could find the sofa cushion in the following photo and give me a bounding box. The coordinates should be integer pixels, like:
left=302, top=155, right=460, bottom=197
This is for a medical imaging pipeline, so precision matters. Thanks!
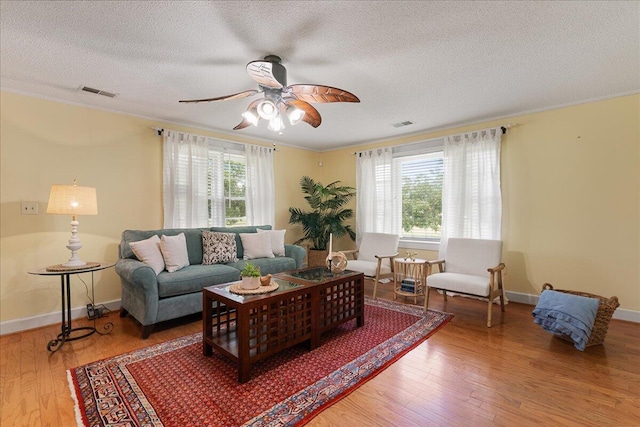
left=210, top=225, right=271, bottom=259
left=257, top=229, right=286, bottom=256
left=156, top=264, right=240, bottom=298
left=129, top=235, right=165, bottom=275
left=160, top=233, right=190, bottom=272
left=202, top=231, right=238, bottom=264
left=240, top=232, right=275, bottom=260
left=427, top=272, right=490, bottom=297
left=121, top=228, right=205, bottom=265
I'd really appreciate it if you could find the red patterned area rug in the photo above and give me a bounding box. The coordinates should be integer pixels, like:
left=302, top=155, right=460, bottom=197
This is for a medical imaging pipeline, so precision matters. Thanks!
left=68, top=297, right=452, bottom=427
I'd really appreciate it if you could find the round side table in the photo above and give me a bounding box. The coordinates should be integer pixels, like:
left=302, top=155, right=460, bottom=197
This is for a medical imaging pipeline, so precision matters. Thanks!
left=28, top=262, right=115, bottom=352
left=393, top=258, right=428, bottom=306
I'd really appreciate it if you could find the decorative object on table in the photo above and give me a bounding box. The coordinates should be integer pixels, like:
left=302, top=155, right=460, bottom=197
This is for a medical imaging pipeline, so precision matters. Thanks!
left=240, top=262, right=261, bottom=289
left=229, top=282, right=279, bottom=295
left=179, top=55, right=359, bottom=133
left=289, top=176, right=356, bottom=267
left=46, top=179, right=98, bottom=267
left=68, top=297, right=452, bottom=427
left=404, top=251, right=417, bottom=261
left=260, top=274, right=273, bottom=286
left=325, top=251, right=348, bottom=273
left=533, top=283, right=619, bottom=349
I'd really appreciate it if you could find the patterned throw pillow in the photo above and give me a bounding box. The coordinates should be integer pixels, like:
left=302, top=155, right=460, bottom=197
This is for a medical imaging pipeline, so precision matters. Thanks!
left=202, top=231, right=238, bottom=265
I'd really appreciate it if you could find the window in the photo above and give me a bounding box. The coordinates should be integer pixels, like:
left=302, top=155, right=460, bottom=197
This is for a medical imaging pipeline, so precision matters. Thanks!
left=356, top=138, right=443, bottom=250
left=393, top=139, right=443, bottom=248
left=394, top=151, right=443, bottom=241
left=207, top=150, right=246, bottom=226
left=222, top=153, right=246, bottom=226
left=357, top=129, right=502, bottom=252
left=163, top=130, right=274, bottom=229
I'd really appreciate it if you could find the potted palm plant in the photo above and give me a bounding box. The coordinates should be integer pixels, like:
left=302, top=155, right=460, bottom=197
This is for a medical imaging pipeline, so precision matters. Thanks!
left=289, top=176, right=356, bottom=267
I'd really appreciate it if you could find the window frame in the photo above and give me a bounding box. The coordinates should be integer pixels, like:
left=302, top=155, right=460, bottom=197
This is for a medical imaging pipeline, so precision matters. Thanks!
left=206, top=140, right=246, bottom=227
left=392, top=138, right=444, bottom=251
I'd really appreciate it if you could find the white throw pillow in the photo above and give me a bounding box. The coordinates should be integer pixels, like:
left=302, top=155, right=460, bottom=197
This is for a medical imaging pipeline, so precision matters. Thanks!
left=240, top=232, right=275, bottom=260
left=159, top=233, right=190, bottom=273
left=257, top=229, right=286, bottom=256
left=129, top=235, right=165, bottom=275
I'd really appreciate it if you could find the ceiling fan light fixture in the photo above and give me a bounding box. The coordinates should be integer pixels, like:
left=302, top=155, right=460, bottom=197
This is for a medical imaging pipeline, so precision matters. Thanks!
left=268, top=115, right=285, bottom=132
left=286, top=105, right=305, bottom=126
left=257, top=100, right=278, bottom=120
left=241, top=107, right=260, bottom=126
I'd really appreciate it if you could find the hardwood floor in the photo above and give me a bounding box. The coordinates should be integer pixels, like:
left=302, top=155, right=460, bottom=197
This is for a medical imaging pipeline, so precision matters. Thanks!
left=1, top=281, right=639, bottom=426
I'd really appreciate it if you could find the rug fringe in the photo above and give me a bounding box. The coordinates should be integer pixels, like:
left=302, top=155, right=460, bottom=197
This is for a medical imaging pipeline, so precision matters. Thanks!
left=67, top=369, right=87, bottom=427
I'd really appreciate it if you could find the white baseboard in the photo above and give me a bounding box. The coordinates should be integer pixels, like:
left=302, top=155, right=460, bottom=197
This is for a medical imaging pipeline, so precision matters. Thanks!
left=1, top=292, right=637, bottom=336
left=0, top=299, right=122, bottom=336
left=506, top=291, right=640, bottom=323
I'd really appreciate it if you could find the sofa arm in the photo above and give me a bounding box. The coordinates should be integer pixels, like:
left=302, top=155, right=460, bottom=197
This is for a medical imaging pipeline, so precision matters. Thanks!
left=115, top=258, right=159, bottom=294
left=285, top=244, right=306, bottom=269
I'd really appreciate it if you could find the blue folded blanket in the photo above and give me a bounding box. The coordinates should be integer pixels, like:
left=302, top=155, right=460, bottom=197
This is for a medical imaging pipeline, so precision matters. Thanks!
left=532, top=289, right=599, bottom=351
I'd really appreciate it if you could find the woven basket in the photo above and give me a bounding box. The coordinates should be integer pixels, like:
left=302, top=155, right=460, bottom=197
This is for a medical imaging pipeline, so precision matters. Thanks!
left=542, top=283, right=619, bottom=347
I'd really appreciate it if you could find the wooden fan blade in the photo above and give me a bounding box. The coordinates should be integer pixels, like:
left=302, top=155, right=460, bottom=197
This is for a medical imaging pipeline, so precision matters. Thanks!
left=179, top=90, right=258, bottom=103
left=288, top=85, right=360, bottom=104
left=246, top=60, right=286, bottom=89
left=233, top=99, right=263, bottom=130
left=288, top=99, right=322, bottom=128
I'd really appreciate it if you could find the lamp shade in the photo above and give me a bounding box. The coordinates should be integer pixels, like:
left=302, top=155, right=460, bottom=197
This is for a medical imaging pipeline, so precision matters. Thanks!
left=47, top=182, right=98, bottom=216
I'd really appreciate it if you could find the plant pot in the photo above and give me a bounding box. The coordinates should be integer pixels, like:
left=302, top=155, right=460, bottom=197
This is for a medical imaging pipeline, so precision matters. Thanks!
left=308, top=249, right=329, bottom=268
left=241, top=276, right=260, bottom=290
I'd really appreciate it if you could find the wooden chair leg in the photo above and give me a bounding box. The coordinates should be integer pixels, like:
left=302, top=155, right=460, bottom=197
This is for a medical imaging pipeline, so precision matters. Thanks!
left=424, top=287, right=430, bottom=313
left=487, top=297, right=493, bottom=328
left=372, top=277, right=379, bottom=300
left=498, top=275, right=506, bottom=312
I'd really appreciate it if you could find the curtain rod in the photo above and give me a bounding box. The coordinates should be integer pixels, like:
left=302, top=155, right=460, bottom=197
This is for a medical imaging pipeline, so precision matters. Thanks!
left=352, top=123, right=521, bottom=155
left=149, top=127, right=278, bottom=151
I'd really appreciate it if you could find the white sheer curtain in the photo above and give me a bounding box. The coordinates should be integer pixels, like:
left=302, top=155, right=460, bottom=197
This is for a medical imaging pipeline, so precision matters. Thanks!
left=208, top=149, right=226, bottom=226
left=162, top=130, right=210, bottom=228
left=439, top=127, right=502, bottom=258
left=245, top=144, right=275, bottom=226
left=355, top=147, right=399, bottom=246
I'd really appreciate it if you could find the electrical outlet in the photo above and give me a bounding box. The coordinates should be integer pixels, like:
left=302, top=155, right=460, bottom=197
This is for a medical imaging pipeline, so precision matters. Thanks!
left=87, top=304, right=102, bottom=320
left=21, top=202, right=38, bottom=215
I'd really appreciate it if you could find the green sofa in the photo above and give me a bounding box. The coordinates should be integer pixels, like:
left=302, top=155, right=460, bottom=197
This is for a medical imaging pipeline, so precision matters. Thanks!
left=115, top=225, right=305, bottom=338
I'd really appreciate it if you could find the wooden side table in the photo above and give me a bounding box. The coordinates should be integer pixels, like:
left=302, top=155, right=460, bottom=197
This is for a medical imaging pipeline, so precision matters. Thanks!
left=393, top=258, right=428, bottom=308
left=28, top=262, right=115, bottom=352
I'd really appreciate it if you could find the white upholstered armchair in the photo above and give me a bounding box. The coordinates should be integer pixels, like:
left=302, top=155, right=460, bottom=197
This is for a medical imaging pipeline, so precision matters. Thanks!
left=426, top=238, right=506, bottom=327
left=343, top=233, right=400, bottom=299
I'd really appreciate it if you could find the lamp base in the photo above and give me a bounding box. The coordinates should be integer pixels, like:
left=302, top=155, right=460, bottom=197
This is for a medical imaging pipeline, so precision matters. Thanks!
left=63, top=259, right=87, bottom=267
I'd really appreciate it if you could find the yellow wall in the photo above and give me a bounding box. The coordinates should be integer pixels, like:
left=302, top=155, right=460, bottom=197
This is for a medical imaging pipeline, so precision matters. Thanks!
left=1, top=91, right=638, bottom=326
left=320, top=94, right=640, bottom=311
left=0, top=91, right=315, bottom=323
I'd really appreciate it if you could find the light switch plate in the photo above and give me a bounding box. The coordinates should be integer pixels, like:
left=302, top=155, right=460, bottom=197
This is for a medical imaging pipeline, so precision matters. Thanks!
left=21, top=202, right=38, bottom=215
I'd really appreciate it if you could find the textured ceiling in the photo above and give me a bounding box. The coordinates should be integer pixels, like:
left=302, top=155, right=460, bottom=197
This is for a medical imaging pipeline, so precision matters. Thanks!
left=1, top=1, right=638, bottom=151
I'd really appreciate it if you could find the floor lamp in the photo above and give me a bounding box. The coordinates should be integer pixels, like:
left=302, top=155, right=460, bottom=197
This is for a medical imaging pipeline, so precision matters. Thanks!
left=46, top=179, right=98, bottom=267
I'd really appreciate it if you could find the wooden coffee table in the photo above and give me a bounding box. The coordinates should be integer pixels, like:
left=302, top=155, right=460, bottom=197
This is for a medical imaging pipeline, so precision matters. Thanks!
left=202, top=267, right=364, bottom=383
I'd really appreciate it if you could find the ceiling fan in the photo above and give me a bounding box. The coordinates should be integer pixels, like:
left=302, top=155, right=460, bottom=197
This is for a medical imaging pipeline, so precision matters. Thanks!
left=179, top=55, right=360, bottom=132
